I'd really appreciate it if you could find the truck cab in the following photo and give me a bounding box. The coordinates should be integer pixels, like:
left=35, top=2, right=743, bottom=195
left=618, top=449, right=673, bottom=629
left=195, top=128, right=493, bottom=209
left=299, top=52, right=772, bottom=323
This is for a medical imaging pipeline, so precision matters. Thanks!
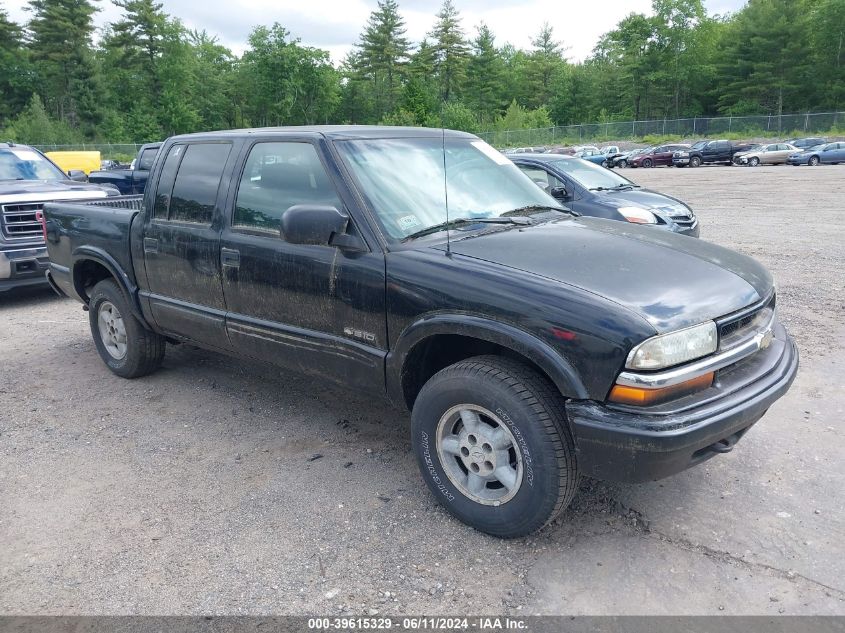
left=42, top=127, right=798, bottom=538
left=87, top=143, right=161, bottom=195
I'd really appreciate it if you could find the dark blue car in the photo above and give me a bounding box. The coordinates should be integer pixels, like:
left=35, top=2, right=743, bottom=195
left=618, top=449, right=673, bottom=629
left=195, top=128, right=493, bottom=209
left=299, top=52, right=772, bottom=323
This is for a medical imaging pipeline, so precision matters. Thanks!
left=511, top=154, right=699, bottom=237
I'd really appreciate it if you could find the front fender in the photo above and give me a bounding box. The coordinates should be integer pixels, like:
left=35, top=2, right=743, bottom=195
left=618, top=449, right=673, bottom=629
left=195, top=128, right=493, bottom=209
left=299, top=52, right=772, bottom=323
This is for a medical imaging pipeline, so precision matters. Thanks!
left=386, top=313, right=589, bottom=407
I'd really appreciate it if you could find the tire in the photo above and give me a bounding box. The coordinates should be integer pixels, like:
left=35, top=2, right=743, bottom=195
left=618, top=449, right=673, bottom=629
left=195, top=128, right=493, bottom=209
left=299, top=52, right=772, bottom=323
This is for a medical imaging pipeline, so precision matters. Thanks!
left=690, top=156, right=702, bottom=168
left=88, top=279, right=165, bottom=378
left=808, top=156, right=819, bottom=166
left=411, top=355, right=579, bottom=538
left=601, top=160, right=608, bottom=168
left=618, top=160, right=627, bottom=168
left=642, top=158, right=653, bottom=168
left=749, top=157, right=760, bottom=167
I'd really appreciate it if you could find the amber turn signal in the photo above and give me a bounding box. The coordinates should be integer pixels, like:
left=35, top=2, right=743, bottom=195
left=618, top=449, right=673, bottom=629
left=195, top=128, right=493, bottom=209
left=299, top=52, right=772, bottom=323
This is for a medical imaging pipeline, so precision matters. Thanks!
left=608, top=372, right=714, bottom=406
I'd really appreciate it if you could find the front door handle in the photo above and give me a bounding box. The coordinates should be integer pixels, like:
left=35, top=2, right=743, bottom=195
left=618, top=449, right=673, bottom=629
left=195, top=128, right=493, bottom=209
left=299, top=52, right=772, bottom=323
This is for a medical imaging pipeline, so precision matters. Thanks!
left=143, top=237, right=159, bottom=253
left=221, top=247, right=240, bottom=269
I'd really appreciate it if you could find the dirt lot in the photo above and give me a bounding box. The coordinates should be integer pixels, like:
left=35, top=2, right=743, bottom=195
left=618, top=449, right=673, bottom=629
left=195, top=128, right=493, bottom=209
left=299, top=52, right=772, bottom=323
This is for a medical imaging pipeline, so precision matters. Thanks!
left=1, top=164, right=844, bottom=616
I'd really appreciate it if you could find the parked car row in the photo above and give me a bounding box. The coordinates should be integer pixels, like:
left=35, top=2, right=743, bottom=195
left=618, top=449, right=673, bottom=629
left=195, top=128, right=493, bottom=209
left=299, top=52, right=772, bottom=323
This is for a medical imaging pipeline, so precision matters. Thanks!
left=507, top=136, right=842, bottom=169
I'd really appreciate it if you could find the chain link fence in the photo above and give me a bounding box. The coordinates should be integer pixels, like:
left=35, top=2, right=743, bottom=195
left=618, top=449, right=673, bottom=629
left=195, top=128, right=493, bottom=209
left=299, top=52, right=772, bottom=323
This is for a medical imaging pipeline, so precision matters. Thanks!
left=28, top=111, right=845, bottom=154
left=477, top=111, right=845, bottom=148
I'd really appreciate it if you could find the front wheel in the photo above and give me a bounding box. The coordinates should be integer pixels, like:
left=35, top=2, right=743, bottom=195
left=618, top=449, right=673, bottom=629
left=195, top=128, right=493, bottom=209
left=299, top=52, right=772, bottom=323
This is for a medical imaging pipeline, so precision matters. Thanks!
left=642, top=158, right=653, bottom=168
left=89, top=279, right=165, bottom=378
left=808, top=156, right=820, bottom=166
left=618, top=160, right=627, bottom=168
left=411, top=356, right=579, bottom=538
left=690, top=156, right=702, bottom=168
left=749, top=157, right=760, bottom=167
left=601, top=159, right=608, bottom=168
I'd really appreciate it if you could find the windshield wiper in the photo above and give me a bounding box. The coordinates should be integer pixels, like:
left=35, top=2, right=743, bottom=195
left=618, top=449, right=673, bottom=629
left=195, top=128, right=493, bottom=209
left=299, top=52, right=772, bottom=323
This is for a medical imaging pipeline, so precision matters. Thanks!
left=500, top=204, right=580, bottom=217
left=591, top=184, right=638, bottom=192
left=403, top=216, right=531, bottom=241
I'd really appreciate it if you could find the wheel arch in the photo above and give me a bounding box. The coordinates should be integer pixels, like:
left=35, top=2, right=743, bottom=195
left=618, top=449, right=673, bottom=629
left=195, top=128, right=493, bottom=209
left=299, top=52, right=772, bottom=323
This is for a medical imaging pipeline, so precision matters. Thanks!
left=387, top=314, right=588, bottom=411
left=71, top=247, right=148, bottom=325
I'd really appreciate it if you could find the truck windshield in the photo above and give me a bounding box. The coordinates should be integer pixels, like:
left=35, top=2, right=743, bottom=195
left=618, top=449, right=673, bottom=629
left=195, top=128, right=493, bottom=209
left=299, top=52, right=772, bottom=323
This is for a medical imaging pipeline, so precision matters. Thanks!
left=0, top=148, right=66, bottom=181
left=335, top=137, right=561, bottom=240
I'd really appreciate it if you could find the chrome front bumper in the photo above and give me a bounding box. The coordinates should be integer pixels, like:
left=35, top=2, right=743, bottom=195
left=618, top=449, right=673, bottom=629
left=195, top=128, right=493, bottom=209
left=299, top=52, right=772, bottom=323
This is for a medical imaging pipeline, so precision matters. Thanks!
left=0, top=244, right=50, bottom=290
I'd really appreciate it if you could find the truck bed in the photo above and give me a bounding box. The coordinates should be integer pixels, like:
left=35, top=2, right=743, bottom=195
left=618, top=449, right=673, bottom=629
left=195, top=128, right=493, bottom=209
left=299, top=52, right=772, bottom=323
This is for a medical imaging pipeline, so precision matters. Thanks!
left=43, top=195, right=145, bottom=291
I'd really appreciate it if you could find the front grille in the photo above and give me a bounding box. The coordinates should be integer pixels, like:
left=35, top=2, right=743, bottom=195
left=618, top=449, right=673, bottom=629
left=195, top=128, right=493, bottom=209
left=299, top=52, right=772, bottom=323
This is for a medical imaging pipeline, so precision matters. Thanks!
left=718, top=293, right=776, bottom=351
left=658, top=205, right=696, bottom=227
left=1, top=202, right=44, bottom=239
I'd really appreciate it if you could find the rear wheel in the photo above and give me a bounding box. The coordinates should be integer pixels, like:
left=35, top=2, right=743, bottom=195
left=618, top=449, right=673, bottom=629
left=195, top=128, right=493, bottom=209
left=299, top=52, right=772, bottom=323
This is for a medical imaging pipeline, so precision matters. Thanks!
left=690, top=156, right=702, bottom=168
left=411, top=356, right=579, bottom=538
left=89, top=279, right=165, bottom=378
left=809, top=155, right=820, bottom=166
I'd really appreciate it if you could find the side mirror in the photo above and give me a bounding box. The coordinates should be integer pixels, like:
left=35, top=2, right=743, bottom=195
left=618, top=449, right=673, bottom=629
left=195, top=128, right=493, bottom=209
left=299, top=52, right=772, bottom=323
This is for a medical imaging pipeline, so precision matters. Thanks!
left=67, top=169, right=87, bottom=182
left=550, top=186, right=568, bottom=200
left=280, top=205, right=365, bottom=251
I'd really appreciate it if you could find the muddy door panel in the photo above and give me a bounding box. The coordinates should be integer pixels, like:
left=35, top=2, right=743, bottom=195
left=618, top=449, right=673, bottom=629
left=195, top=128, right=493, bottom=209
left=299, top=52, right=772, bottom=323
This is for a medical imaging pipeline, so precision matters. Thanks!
left=141, top=141, right=234, bottom=349
left=221, top=234, right=386, bottom=392
left=219, top=140, right=387, bottom=393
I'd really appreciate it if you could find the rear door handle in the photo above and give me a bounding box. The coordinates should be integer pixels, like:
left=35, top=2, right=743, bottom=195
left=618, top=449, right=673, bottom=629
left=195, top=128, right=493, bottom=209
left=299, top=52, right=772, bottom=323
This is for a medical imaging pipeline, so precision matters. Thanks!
left=143, top=237, right=159, bottom=253
left=221, top=247, right=240, bottom=269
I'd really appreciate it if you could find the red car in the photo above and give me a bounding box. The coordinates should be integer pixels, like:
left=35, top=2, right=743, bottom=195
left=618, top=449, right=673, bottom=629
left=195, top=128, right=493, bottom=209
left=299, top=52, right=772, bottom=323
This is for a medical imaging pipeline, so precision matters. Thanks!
left=629, top=144, right=690, bottom=168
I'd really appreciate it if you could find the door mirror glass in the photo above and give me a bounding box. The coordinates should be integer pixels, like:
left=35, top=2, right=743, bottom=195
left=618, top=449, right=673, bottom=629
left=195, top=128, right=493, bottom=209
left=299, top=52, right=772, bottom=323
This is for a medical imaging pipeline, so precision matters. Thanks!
left=281, top=205, right=350, bottom=246
left=67, top=169, right=87, bottom=182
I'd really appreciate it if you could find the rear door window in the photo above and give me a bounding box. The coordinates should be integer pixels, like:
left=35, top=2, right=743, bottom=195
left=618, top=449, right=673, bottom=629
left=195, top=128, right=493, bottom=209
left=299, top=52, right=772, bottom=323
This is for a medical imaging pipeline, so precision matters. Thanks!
left=153, top=145, right=185, bottom=219
left=167, top=143, right=232, bottom=225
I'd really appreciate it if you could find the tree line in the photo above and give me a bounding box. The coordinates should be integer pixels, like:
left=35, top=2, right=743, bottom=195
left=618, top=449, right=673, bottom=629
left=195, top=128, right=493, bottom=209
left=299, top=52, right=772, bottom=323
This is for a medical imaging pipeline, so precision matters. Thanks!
left=1, top=0, right=843, bottom=145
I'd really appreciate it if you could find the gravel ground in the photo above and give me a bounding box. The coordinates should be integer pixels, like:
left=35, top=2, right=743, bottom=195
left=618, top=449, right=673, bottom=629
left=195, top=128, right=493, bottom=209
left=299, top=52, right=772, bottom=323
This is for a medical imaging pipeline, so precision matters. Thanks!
left=1, top=164, right=844, bottom=616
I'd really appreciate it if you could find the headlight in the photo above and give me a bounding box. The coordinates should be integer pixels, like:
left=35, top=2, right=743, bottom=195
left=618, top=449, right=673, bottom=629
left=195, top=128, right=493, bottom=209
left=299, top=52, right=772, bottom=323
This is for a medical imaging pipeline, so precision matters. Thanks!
left=678, top=151, right=689, bottom=157
left=618, top=207, right=657, bottom=224
left=626, top=321, right=717, bottom=370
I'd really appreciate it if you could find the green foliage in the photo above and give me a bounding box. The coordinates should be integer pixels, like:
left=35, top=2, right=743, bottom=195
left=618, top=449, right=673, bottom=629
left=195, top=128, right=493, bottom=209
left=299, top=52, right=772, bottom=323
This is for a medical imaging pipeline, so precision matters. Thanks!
left=428, top=0, right=470, bottom=102
left=425, top=101, right=478, bottom=132
left=494, top=100, right=553, bottom=131
left=357, top=0, right=410, bottom=119
left=2, top=94, right=82, bottom=144
left=4, top=0, right=844, bottom=145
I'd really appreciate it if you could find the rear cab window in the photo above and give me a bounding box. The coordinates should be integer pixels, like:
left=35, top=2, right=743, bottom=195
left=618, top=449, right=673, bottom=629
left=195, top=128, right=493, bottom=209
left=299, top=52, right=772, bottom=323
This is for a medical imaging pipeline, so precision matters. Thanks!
left=137, top=148, right=158, bottom=171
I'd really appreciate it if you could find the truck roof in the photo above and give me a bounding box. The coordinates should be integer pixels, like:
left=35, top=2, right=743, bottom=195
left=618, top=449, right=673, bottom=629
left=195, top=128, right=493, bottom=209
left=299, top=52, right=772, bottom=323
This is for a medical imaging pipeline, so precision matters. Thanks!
left=169, top=125, right=478, bottom=142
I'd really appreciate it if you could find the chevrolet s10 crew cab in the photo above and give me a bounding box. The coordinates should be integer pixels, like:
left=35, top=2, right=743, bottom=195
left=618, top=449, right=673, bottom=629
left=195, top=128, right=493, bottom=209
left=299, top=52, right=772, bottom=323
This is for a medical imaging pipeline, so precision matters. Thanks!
left=43, top=127, right=798, bottom=537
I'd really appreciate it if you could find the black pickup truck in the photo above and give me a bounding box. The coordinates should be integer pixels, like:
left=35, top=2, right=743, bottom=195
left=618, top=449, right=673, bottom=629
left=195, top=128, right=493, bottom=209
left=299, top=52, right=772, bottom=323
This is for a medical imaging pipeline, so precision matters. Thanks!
left=673, top=139, right=754, bottom=167
left=87, top=142, right=161, bottom=195
left=43, top=127, right=798, bottom=537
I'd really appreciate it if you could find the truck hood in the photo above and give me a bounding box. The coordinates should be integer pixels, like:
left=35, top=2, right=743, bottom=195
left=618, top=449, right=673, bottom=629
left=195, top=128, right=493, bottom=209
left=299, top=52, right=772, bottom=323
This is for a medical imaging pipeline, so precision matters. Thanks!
left=439, top=216, right=771, bottom=333
left=0, top=180, right=111, bottom=203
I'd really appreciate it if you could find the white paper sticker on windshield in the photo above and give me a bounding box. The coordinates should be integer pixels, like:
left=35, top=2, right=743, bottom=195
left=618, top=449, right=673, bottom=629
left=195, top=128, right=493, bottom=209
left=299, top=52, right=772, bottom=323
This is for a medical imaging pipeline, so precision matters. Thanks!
left=397, top=215, right=421, bottom=231
left=471, top=140, right=511, bottom=166
left=10, top=149, right=41, bottom=161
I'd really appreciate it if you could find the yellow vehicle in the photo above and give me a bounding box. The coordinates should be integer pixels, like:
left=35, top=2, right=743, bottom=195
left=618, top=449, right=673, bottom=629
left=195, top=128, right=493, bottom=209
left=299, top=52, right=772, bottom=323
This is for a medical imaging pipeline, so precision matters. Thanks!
left=45, top=150, right=101, bottom=177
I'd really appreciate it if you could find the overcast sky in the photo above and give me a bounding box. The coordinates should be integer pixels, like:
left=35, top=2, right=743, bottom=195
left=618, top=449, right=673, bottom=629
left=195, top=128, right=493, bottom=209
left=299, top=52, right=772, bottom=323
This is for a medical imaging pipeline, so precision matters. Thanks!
left=4, top=0, right=746, bottom=63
